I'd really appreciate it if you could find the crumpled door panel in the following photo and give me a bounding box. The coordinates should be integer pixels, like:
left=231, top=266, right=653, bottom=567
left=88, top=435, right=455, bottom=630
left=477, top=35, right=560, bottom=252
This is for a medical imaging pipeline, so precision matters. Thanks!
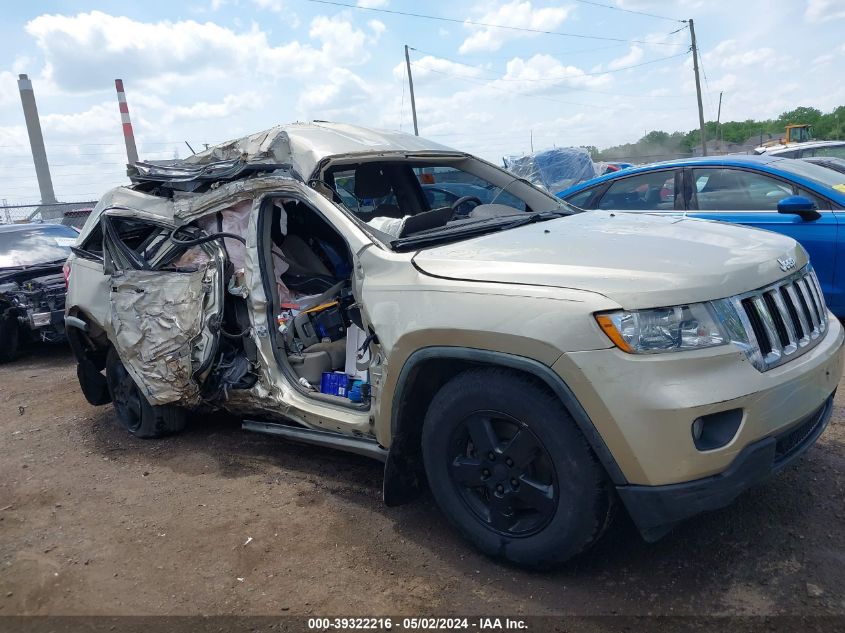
left=110, top=269, right=209, bottom=405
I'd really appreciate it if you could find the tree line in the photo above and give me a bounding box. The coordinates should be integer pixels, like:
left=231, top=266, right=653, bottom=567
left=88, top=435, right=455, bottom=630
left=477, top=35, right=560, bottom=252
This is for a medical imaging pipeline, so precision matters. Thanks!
left=583, top=105, right=845, bottom=162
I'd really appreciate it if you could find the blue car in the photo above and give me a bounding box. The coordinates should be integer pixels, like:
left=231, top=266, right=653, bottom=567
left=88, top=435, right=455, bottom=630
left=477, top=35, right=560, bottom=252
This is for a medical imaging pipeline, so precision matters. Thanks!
left=558, top=155, right=845, bottom=316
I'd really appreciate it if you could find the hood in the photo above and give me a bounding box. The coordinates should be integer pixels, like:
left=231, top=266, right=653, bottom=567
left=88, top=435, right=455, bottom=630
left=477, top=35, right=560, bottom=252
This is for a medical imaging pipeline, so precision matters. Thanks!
left=412, top=211, right=806, bottom=309
left=0, top=264, right=64, bottom=287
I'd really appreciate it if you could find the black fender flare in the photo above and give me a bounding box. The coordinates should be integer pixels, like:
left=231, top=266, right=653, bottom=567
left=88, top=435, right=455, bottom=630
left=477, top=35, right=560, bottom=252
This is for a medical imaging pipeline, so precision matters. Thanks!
left=383, top=346, right=627, bottom=506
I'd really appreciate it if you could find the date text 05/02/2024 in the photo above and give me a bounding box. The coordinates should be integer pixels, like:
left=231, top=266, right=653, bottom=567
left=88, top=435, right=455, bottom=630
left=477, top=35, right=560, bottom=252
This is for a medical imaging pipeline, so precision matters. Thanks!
left=307, top=617, right=528, bottom=630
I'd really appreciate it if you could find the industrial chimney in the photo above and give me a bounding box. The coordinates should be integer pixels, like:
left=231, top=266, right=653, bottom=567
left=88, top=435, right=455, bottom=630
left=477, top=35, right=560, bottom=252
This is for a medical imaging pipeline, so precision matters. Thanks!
left=115, top=79, right=138, bottom=165
left=17, top=74, right=56, bottom=205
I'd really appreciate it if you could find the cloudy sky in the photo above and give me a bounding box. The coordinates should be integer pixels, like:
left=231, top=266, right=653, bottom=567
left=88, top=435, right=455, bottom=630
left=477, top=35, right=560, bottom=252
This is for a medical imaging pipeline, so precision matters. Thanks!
left=0, top=0, right=843, bottom=205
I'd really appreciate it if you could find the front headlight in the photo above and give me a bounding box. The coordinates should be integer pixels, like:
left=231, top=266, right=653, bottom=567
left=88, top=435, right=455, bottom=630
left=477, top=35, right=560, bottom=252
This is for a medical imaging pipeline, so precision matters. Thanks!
left=595, top=302, right=728, bottom=354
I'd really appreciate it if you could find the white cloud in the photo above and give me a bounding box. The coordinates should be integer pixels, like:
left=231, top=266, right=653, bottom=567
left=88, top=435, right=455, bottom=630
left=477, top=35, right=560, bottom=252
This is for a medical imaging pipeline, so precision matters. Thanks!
left=0, top=72, right=19, bottom=107
left=357, top=0, right=388, bottom=7
left=40, top=102, right=124, bottom=137
left=704, top=39, right=784, bottom=69
left=0, top=125, right=27, bottom=149
left=607, top=46, right=644, bottom=70
left=459, top=1, right=574, bottom=54
left=805, top=0, right=845, bottom=22
left=24, top=11, right=376, bottom=93
left=160, top=92, right=266, bottom=124
left=252, top=0, right=285, bottom=12
left=813, top=53, right=835, bottom=65
left=368, top=19, right=386, bottom=38
left=392, top=55, right=483, bottom=81
left=296, top=69, right=375, bottom=121
left=617, top=0, right=704, bottom=9
left=498, top=54, right=611, bottom=91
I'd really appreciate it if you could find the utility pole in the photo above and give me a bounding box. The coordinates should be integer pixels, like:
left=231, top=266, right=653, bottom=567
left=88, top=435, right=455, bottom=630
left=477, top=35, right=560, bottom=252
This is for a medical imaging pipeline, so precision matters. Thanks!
left=688, top=19, right=707, bottom=157
left=716, top=91, right=723, bottom=154
left=404, top=45, right=419, bottom=136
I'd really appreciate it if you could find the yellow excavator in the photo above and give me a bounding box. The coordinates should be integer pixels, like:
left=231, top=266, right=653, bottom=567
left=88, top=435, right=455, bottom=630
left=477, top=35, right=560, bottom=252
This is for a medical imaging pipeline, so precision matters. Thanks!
left=760, top=123, right=813, bottom=148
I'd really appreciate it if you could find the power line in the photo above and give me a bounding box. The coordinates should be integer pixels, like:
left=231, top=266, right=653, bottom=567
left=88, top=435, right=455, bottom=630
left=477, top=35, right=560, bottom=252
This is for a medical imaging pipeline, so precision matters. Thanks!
left=0, top=141, right=185, bottom=148
left=432, top=42, right=631, bottom=62
left=572, top=0, right=682, bottom=22
left=301, top=0, right=681, bottom=46
left=412, top=64, right=696, bottom=112
left=410, top=48, right=688, bottom=82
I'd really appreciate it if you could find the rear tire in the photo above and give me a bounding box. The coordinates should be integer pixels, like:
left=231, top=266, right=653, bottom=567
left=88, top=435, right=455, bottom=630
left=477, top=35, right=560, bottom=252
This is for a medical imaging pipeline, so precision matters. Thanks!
left=0, top=316, right=20, bottom=363
left=76, top=359, right=112, bottom=406
left=421, top=368, right=613, bottom=568
left=105, top=347, right=186, bottom=438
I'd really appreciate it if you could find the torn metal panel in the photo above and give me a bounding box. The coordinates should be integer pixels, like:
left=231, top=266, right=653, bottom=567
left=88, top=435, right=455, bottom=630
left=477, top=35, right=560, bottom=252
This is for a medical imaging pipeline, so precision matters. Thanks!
left=172, top=175, right=301, bottom=223
left=110, top=269, right=209, bottom=405
left=177, top=121, right=457, bottom=183
left=75, top=187, right=176, bottom=246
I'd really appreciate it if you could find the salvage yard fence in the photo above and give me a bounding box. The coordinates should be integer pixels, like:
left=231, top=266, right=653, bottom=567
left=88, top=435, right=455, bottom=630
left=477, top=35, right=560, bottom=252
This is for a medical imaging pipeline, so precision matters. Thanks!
left=0, top=201, right=97, bottom=225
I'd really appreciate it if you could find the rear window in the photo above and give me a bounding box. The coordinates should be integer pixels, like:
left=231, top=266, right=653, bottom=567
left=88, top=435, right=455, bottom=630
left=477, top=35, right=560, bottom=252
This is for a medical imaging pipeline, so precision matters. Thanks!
left=809, top=145, right=845, bottom=159
left=774, top=158, right=845, bottom=190
left=0, top=225, right=78, bottom=268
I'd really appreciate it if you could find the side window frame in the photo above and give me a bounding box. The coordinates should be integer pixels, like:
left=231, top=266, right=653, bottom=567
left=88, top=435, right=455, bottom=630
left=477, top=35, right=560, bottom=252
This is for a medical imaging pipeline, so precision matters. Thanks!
left=101, top=214, right=191, bottom=275
left=687, top=166, right=830, bottom=212
left=565, top=185, right=602, bottom=210
left=594, top=168, right=679, bottom=212
left=71, top=222, right=105, bottom=263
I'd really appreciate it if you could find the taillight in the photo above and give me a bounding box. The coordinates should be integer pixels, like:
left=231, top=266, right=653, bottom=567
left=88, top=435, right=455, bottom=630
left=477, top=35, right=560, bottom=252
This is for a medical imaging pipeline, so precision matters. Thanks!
left=63, top=262, right=71, bottom=291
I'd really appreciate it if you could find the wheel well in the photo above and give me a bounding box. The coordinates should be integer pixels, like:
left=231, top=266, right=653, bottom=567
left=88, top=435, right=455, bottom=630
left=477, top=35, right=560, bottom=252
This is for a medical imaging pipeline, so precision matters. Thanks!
left=393, top=358, right=552, bottom=452
left=65, top=308, right=109, bottom=370
left=385, top=356, right=565, bottom=506
left=383, top=348, right=627, bottom=506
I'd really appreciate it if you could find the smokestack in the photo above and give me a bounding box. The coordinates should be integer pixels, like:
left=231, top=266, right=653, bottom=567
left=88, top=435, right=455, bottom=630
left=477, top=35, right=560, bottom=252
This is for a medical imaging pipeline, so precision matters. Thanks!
left=17, top=74, right=56, bottom=205
left=115, top=79, right=138, bottom=165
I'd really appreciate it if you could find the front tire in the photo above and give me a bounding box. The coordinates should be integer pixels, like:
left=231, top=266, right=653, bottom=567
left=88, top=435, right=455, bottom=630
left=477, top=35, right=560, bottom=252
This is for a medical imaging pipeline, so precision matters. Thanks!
left=421, top=368, right=613, bottom=568
left=0, top=316, right=20, bottom=363
left=105, top=347, right=186, bottom=438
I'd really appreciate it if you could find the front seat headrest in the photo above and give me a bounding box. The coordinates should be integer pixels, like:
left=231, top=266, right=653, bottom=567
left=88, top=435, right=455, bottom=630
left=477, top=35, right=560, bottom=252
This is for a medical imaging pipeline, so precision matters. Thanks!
left=354, top=163, right=392, bottom=199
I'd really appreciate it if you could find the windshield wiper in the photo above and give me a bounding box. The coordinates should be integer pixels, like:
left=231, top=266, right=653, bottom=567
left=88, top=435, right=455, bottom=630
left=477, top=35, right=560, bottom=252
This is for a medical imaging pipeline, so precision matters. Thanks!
left=392, top=211, right=565, bottom=251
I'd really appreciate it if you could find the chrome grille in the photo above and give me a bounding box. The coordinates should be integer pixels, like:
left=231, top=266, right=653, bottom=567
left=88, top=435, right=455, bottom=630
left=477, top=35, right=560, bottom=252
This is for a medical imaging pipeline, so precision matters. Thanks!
left=731, top=266, right=827, bottom=372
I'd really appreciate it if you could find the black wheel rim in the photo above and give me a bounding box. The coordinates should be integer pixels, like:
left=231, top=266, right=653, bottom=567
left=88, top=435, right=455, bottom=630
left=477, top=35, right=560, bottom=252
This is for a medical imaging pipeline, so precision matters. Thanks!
left=110, top=359, right=143, bottom=433
left=447, top=411, right=558, bottom=537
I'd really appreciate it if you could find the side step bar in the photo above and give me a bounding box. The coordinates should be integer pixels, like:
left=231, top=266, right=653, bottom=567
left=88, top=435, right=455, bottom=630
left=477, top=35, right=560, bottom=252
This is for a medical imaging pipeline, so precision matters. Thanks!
left=242, top=420, right=388, bottom=462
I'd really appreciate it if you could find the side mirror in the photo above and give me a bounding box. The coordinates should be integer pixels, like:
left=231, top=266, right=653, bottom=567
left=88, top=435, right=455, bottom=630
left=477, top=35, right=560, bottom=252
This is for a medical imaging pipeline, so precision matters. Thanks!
left=777, top=195, right=821, bottom=221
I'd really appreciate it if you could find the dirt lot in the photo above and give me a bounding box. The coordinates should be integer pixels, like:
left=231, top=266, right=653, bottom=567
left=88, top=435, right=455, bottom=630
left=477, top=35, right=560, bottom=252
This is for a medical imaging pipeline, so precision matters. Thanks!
left=1, top=345, right=845, bottom=618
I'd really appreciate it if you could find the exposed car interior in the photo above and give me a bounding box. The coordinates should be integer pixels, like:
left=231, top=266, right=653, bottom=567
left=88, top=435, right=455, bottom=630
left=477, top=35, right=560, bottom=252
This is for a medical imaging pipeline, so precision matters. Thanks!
left=258, top=195, right=368, bottom=408
left=321, top=158, right=547, bottom=239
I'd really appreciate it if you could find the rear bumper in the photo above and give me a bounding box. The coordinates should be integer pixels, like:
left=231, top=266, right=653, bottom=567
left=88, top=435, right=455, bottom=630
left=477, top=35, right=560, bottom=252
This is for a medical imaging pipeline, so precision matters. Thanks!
left=617, top=393, right=835, bottom=541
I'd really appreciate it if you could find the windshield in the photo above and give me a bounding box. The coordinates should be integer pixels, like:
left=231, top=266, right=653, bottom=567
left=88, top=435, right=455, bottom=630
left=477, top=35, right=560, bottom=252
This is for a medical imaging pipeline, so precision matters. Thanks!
left=774, top=157, right=845, bottom=190
left=0, top=225, right=78, bottom=268
left=325, top=156, right=571, bottom=249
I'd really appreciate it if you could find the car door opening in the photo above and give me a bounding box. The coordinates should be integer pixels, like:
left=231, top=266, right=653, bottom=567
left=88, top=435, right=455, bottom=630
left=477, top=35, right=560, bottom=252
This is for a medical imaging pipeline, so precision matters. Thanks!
left=259, top=195, right=371, bottom=408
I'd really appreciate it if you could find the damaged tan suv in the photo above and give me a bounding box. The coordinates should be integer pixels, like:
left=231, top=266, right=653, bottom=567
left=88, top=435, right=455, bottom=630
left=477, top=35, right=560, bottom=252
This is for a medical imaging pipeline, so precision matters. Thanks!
left=65, top=122, right=843, bottom=567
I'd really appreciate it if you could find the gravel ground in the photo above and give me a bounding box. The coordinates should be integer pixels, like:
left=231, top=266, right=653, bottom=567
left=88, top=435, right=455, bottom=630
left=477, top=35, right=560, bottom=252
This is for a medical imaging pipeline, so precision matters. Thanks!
left=1, top=344, right=844, bottom=618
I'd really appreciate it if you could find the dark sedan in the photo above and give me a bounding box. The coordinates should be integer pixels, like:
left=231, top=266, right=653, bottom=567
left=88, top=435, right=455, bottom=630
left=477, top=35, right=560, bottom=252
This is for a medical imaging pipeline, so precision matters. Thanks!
left=0, top=223, right=77, bottom=361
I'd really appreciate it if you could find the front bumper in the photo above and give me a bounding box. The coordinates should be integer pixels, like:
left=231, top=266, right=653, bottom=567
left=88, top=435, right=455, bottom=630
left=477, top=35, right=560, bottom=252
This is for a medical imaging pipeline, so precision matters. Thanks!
left=555, top=315, right=844, bottom=486
left=20, top=308, right=66, bottom=341
left=616, top=393, right=834, bottom=541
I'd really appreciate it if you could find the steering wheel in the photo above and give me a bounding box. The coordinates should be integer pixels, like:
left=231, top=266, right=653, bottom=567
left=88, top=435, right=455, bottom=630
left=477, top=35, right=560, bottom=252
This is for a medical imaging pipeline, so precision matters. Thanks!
left=450, top=195, right=483, bottom=217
